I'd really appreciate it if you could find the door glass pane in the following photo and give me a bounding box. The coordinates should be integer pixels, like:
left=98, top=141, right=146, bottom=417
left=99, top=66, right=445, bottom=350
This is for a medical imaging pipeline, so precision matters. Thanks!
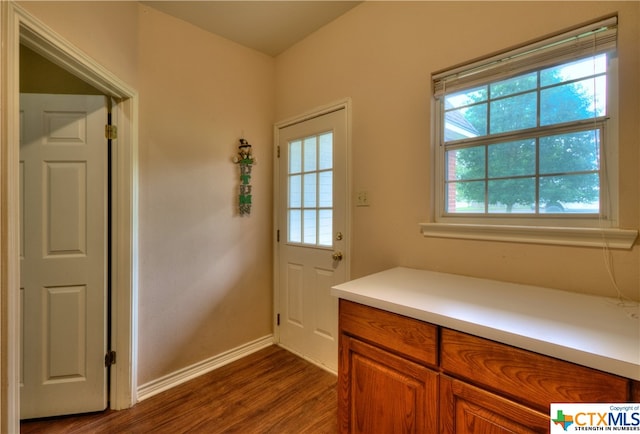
left=318, top=210, right=332, bottom=246
left=288, top=210, right=301, bottom=243
left=290, top=140, right=302, bottom=173
left=303, top=173, right=317, bottom=207
left=318, top=171, right=332, bottom=207
left=303, top=137, right=317, bottom=172
left=319, top=133, right=333, bottom=170
left=289, top=175, right=301, bottom=207
left=303, top=210, right=316, bottom=244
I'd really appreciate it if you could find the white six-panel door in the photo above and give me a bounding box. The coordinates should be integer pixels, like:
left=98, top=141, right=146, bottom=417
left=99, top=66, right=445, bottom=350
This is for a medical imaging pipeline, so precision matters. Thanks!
left=20, top=94, right=108, bottom=419
left=276, top=107, right=348, bottom=372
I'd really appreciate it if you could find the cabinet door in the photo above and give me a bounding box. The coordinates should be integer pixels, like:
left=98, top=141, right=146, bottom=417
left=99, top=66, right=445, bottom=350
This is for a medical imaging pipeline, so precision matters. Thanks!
left=440, top=376, right=549, bottom=434
left=339, top=335, right=438, bottom=434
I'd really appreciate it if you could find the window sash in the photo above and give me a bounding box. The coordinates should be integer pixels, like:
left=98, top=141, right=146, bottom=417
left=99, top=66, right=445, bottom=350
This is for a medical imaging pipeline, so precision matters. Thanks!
left=442, top=122, right=604, bottom=216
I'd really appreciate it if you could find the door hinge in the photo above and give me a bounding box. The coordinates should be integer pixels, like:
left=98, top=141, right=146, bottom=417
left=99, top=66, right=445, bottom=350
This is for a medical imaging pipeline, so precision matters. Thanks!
left=277, top=313, right=280, bottom=326
left=105, top=350, right=116, bottom=367
left=277, top=229, right=280, bottom=242
left=277, top=146, right=280, bottom=158
left=105, top=124, right=118, bottom=140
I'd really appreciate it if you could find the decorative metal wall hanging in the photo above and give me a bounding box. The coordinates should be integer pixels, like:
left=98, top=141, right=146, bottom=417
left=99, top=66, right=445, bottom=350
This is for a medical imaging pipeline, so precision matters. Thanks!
left=232, top=138, right=256, bottom=216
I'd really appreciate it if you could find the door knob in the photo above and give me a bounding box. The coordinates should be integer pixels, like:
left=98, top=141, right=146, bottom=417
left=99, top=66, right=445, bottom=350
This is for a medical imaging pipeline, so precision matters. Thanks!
left=332, top=251, right=343, bottom=261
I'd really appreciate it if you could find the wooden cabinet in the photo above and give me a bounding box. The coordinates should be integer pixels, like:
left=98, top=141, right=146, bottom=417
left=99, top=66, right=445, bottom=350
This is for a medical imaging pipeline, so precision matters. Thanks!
left=340, top=336, right=438, bottom=433
left=338, top=299, right=637, bottom=434
left=338, top=300, right=438, bottom=433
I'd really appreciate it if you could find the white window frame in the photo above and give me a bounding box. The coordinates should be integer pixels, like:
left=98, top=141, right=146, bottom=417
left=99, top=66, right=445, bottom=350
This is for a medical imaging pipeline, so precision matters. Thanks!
left=421, top=16, right=638, bottom=249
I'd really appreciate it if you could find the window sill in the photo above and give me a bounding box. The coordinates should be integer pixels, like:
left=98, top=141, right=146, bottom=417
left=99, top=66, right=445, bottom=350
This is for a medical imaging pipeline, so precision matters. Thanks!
left=419, top=223, right=638, bottom=249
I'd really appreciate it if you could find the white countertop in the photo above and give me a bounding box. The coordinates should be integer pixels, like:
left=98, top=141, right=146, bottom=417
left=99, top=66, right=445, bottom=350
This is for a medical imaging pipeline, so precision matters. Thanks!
left=331, top=267, right=640, bottom=381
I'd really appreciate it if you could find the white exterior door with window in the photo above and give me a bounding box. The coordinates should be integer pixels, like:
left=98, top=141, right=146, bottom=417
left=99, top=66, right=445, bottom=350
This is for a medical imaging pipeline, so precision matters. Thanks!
left=20, top=94, right=108, bottom=419
left=276, top=105, right=349, bottom=372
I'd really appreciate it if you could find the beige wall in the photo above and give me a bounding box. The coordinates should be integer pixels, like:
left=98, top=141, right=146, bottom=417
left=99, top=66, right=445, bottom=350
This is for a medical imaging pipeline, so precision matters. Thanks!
left=136, top=6, right=275, bottom=384
left=275, top=1, right=640, bottom=301
left=17, top=2, right=276, bottom=385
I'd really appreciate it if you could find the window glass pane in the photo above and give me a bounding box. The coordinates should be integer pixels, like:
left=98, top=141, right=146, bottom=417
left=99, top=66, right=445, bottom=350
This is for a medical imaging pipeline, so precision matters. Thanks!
left=540, top=54, right=607, bottom=86
left=318, top=171, right=332, bottom=207
left=444, top=104, right=487, bottom=141
left=288, top=210, right=301, bottom=243
left=289, top=175, right=301, bottom=207
left=539, top=173, right=599, bottom=213
left=319, top=133, right=333, bottom=170
left=540, top=77, right=606, bottom=125
left=444, top=86, right=488, bottom=109
left=540, top=130, right=600, bottom=175
left=303, top=137, right=317, bottom=172
left=303, top=210, right=316, bottom=244
left=588, top=75, right=607, bottom=117
left=488, top=139, right=535, bottom=178
left=490, top=72, right=537, bottom=98
left=446, top=147, right=485, bottom=181
left=490, top=92, right=537, bottom=134
left=289, top=140, right=302, bottom=173
left=446, top=180, right=485, bottom=213
left=488, top=178, right=535, bottom=213
left=318, top=210, right=332, bottom=247
left=303, top=173, right=317, bottom=207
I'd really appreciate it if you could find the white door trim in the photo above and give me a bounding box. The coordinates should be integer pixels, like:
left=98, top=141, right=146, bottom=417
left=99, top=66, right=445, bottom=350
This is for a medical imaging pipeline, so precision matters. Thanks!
left=1, top=3, right=139, bottom=431
left=272, top=98, right=352, bottom=344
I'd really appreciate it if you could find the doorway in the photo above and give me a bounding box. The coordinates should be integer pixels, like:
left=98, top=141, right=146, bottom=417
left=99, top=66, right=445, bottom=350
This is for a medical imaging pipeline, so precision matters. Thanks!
left=1, top=4, right=138, bottom=431
left=274, top=100, right=351, bottom=373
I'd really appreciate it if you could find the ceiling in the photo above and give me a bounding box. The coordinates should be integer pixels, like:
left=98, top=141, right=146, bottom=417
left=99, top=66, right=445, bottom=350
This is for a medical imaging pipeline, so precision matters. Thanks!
left=141, top=1, right=362, bottom=57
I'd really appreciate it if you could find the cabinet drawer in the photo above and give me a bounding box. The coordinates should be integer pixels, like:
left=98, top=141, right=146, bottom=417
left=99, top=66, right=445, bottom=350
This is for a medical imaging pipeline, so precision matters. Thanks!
left=339, top=300, right=438, bottom=367
left=441, top=328, right=629, bottom=411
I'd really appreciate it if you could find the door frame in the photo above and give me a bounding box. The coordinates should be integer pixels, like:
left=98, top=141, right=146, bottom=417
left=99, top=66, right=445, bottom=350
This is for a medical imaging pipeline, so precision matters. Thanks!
left=1, top=3, right=139, bottom=431
left=272, top=98, right=352, bottom=345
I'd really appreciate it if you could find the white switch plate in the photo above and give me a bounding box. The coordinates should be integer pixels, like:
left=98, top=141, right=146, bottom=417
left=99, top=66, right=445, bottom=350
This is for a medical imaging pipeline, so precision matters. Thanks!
left=356, top=191, right=370, bottom=207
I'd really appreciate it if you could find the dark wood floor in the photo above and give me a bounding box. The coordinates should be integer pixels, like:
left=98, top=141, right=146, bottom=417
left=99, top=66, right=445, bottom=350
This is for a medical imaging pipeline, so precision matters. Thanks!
left=21, top=345, right=338, bottom=433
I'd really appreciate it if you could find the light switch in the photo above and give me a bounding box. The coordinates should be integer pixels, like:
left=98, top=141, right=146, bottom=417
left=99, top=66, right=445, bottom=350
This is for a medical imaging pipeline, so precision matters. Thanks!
left=356, top=191, right=370, bottom=207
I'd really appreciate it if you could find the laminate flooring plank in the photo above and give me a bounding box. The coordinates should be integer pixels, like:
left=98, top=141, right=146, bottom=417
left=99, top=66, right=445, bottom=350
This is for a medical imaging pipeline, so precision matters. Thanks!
left=20, top=345, right=338, bottom=434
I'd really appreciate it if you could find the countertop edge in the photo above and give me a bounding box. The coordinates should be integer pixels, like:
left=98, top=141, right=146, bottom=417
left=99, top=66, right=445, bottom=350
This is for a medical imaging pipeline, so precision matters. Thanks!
left=331, top=268, right=640, bottom=382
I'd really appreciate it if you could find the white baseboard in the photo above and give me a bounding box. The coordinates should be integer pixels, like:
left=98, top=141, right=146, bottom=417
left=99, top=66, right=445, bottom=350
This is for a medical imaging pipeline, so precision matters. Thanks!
left=136, top=334, right=274, bottom=402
